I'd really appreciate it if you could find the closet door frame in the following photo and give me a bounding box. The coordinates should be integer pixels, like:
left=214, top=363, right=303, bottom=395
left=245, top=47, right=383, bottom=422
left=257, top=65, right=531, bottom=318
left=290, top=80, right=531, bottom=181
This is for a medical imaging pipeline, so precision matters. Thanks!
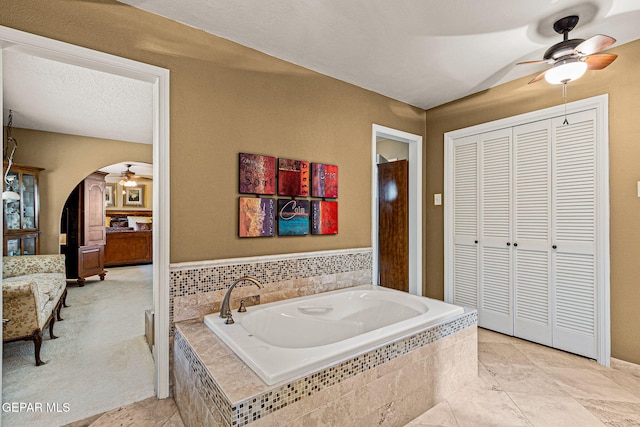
left=444, top=94, right=610, bottom=366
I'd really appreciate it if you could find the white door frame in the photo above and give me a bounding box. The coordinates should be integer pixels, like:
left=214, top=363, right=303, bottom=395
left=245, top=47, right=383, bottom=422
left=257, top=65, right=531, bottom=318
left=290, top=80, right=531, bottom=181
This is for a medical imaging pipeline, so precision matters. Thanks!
left=443, top=95, right=610, bottom=366
left=0, top=26, right=171, bottom=397
left=372, top=124, right=423, bottom=296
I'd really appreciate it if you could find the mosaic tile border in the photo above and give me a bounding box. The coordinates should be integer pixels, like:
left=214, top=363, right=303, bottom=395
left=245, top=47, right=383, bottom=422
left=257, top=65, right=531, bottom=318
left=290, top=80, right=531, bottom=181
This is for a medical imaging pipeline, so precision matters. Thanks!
left=170, top=248, right=373, bottom=298
left=175, top=309, right=477, bottom=427
left=169, top=248, right=373, bottom=335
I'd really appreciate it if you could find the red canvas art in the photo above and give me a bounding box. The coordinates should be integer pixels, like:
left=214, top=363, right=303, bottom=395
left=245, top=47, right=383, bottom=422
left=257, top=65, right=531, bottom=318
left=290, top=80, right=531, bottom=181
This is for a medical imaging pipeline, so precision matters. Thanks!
left=277, top=158, right=309, bottom=197
left=311, top=163, right=338, bottom=198
left=311, top=200, right=338, bottom=235
left=239, top=153, right=276, bottom=195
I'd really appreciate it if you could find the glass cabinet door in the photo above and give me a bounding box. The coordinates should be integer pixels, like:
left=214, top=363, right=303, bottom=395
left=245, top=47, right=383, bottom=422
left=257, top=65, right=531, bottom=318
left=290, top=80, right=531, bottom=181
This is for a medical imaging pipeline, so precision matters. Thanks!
left=3, top=171, right=21, bottom=230
left=2, top=163, right=42, bottom=256
left=22, top=236, right=36, bottom=255
left=21, top=173, right=37, bottom=230
left=6, top=238, right=21, bottom=256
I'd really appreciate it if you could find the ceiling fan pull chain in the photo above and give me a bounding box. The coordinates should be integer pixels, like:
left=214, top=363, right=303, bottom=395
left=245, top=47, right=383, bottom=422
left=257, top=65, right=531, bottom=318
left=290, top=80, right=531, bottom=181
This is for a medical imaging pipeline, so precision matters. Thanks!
left=562, top=83, right=569, bottom=125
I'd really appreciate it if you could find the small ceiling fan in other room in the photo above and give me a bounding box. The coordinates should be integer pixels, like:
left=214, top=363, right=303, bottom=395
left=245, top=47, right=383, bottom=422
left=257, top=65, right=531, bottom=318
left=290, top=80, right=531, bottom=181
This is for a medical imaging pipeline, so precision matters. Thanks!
left=119, top=164, right=151, bottom=187
left=517, top=15, right=617, bottom=85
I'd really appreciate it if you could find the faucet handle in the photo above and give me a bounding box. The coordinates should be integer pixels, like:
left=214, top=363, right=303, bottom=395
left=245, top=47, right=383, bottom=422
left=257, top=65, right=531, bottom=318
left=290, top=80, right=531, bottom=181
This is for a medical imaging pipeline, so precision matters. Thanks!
left=238, top=300, right=247, bottom=313
left=224, top=310, right=235, bottom=324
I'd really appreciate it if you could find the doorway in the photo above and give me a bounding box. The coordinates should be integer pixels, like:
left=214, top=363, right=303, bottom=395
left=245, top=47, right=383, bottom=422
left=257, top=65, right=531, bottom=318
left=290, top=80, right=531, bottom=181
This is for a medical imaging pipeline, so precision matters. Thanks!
left=0, top=26, right=170, bottom=397
left=371, top=124, right=423, bottom=296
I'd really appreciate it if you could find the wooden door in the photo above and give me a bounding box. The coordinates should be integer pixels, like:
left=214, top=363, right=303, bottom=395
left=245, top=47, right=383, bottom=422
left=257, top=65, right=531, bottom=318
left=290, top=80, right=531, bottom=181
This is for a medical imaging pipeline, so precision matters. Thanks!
left=83, top=172, right=107, bottom=246
left=378, top=160, right=409, bottom=292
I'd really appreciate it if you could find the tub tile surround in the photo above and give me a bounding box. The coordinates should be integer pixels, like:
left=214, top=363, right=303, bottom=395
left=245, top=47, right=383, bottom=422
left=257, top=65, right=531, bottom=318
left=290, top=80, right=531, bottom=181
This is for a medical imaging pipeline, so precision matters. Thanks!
left=173, top=310, right=478, bottom=426
left=170, top=248, right=373, bottom=326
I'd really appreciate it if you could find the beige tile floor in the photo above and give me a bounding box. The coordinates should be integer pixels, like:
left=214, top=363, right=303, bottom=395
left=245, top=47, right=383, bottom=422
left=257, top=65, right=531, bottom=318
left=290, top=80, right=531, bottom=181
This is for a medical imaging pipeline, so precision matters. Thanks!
left=62, top=396, right=184, bottom=427
left=409, top=328, right=640, bottom=427
left=65, top=328, right=640, bottom=427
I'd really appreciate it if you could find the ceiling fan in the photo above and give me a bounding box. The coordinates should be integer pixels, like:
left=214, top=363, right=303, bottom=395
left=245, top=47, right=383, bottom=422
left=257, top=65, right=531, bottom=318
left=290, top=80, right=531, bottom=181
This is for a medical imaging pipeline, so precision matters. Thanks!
left=517, top=15, right=617, bottom=84
left=119, top=164, right=151, bottom=187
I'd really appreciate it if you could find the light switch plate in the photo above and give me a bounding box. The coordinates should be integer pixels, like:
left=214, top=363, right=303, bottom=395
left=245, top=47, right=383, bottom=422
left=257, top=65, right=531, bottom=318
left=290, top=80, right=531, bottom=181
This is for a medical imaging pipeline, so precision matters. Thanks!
left=434, top=193, right=442, bottom=205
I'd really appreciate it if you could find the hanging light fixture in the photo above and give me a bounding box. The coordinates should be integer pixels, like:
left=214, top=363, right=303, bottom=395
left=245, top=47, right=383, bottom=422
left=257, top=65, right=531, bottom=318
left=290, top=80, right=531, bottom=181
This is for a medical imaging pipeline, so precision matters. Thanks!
left=119, top=164, right=139, bottom=188
left=120, top=177, right=138, bottom=187
left=544, top=58, right=588, bottom=85
left=3, top=110, right=21, bottom=201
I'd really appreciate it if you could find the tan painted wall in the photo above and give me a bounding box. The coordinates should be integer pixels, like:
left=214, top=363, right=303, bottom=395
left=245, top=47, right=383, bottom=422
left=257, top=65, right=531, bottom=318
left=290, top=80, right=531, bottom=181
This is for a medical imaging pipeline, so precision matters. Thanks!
left=4, top=1, right=637, bottom=365
left=9, top=128, right=153, bottom=254
left=0, top=0, right=425, bottom=263
left=424, top=39, right=640, bottom=364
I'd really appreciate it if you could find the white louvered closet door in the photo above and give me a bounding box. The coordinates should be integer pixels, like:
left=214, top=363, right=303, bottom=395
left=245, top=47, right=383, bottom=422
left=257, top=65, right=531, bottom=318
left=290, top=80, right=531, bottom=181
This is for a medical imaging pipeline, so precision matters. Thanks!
left=551, top=110, right=598, bottom=359
left=452, top=135, right=479, bottom=310
left=478, top=129, right=513, bottom=334
left=513, top=120, right=553, bottom=346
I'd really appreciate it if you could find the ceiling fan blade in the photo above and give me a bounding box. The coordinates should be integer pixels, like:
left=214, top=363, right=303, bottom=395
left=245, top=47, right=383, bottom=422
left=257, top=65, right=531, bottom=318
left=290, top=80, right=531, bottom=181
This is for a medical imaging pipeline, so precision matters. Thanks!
left=516, top=59, right=552, bottom=66
left=528, top=70, right=547, bottom=84
left=584, top=53, right=618, bottom=70
left=575, top=35, right=616, bottom=55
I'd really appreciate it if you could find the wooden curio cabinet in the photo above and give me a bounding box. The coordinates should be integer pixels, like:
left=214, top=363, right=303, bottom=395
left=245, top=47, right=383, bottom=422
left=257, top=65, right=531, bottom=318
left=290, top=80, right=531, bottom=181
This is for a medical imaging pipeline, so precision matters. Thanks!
left=3, top=163, right=44, bottom=256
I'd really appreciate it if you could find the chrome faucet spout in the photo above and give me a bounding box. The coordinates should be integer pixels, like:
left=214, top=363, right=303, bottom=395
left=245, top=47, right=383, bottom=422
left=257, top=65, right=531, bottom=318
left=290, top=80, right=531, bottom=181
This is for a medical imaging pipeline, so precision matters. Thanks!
left=219, top=276, right=264, bottom=318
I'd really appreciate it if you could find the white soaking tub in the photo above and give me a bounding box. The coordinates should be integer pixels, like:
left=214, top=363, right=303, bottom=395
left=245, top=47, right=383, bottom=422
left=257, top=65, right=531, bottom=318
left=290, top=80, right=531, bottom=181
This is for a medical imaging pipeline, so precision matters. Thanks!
left=204, top=284, right=464, bottom=385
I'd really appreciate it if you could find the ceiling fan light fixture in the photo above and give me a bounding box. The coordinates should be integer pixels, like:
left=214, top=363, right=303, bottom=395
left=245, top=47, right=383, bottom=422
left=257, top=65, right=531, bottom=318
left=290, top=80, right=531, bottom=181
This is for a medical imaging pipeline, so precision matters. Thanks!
left=120, top=178, right=138, bottom=187
left=544, top=59, right=588, bottom=84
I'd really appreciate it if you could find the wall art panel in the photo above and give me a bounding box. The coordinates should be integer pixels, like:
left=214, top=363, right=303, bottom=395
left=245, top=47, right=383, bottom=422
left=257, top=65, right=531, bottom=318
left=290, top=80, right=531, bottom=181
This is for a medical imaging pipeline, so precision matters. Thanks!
left=239, top=197, right=276, bottom=237
left=311, top=163, right=338, bottom=198
left=239, top=153, right=276, bottom=195
left=278, top=199, right=309, bottom=236
left=278, top=158, right=309, bottom=197
left=311, top=200, right=338, bottom=235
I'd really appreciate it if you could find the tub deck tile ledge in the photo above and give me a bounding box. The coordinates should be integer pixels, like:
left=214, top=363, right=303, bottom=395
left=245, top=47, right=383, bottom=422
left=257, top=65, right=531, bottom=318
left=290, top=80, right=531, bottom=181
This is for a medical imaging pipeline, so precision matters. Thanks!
left=174, top=309, right=477, bottom=427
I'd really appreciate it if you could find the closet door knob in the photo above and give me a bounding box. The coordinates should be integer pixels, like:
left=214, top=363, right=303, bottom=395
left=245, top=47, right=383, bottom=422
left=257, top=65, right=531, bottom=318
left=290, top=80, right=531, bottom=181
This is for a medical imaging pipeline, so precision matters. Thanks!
left=506, top=242, right=511, bottom=246
left=513, top=243, right=518, bottom=247
left=475, top=240, right=478, bottom=244
left=552, top=245, right=557, bottom=249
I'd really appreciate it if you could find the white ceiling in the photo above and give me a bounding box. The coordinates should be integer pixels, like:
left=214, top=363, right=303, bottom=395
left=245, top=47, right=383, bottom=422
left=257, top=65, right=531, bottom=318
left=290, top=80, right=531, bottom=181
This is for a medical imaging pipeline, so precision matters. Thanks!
left=2, top=50, right=153, bottom=144
left=3, top=1, right=640, bottom=144
left=100, top=162, right=153, bottom=179
left=120, top=0, right=640, bottom=109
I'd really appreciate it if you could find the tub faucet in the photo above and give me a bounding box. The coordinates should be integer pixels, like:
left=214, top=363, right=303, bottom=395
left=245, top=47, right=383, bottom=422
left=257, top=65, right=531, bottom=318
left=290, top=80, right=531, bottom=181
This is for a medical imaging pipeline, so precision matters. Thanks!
left=220, top=276, right=264, bottom=319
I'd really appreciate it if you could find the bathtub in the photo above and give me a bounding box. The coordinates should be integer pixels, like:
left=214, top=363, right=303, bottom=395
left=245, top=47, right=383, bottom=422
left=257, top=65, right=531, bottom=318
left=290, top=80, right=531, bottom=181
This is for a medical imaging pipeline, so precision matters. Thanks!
left=204, top=284, right=465, bottom=385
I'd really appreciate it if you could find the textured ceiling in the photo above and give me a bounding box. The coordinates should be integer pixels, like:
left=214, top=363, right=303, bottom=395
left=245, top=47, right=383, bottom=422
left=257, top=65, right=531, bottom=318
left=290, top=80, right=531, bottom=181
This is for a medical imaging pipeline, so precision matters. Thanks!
left=2, top=50, right=153, bottom=144
left=3, top=1, right=640, bottom=144
left=100, top=162, right=153, bottom=179
left=119, top=0, right=640, bottom=109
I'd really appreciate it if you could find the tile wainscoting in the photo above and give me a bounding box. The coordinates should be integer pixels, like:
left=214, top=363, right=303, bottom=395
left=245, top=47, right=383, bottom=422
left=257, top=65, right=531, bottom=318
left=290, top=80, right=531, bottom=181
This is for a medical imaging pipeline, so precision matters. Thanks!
left=168, top=248, right=373, bottom=392
left=170, top=248, right=374, bottom=327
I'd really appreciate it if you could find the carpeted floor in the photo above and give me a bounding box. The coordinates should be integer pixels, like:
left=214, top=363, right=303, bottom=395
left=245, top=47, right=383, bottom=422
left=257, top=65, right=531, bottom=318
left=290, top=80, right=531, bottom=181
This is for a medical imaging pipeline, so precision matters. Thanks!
left=2, top=264, right=156, bottom=427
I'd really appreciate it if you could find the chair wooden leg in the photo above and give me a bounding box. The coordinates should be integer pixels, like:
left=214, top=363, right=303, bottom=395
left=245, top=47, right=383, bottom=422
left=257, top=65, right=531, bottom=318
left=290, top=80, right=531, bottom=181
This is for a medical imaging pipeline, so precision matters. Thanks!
left=56, top=298, right=64, bottom=322
left=32, top=331, right=44, bottom=366
left=62, top=288, right=69, bottom=308
left=49, top=315, right=58, bottom=340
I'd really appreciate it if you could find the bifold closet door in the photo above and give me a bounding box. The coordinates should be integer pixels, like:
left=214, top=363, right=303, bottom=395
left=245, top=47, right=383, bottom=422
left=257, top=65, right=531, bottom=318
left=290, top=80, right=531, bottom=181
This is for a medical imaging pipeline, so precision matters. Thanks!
left=551, top=110, right=598, bottom=359
left=478, top=129, right=513, bottom=335
left=512, top=120, right=553, bottom=346
left=452, top=135, right=479, bottom=310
